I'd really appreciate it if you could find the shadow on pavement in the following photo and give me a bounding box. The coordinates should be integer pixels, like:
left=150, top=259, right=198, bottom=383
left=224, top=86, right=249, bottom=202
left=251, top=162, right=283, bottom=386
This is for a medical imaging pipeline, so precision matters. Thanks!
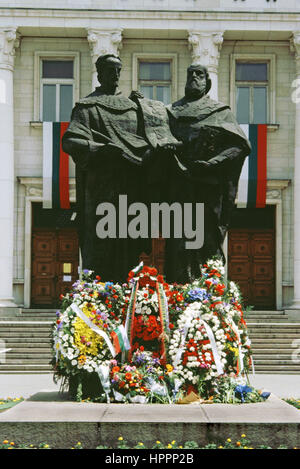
left=27, top=391, right=70, bottom=402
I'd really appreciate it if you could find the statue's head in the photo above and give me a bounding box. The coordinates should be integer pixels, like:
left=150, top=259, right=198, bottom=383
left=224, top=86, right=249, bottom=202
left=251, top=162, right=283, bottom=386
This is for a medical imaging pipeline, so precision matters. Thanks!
left=185, top=64, right=211, bottom=100
left=95, top=54, right=122, bottom=92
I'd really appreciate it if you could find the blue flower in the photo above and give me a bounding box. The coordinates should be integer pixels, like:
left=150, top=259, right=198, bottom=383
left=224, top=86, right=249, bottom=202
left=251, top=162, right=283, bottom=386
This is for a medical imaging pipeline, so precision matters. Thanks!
left=235, top=385, right=253, bottom=403
left=188, top=288, right=208, bottom=302
left=105, top=281, right=114, bottom=291
left=260, top=391, right=271, bottom=400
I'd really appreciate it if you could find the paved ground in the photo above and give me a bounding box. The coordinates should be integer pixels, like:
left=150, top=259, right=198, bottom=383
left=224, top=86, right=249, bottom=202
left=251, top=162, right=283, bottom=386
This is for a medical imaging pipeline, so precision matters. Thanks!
left=249, top=374, right=300, bottom=398
left=0, top=394, right=299, bottom=423
left=0, top=374, right=300, bottom=448
left=0, top=373, right=300, bottom=399
left=0, top=374, right=60, bottom=399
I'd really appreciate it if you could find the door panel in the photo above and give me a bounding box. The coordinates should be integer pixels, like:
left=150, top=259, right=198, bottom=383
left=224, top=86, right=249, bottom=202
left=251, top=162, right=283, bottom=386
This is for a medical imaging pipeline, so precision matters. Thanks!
left=139, top=238, right=165, bottom=274
left=228, top=228, right=275, bottom=309
left=31, top=228, right=79, bottom=307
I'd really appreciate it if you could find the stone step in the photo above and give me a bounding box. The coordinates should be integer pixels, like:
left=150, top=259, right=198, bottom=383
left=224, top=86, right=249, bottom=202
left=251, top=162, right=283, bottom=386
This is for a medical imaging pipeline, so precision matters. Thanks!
left=0, top=364, right=52, bottom=371
left=0, top=314, right=56, bottom=322
left=21, top=309, right=57, bottom=313
left=247, top=323, right=300, bottom=328
left=246, top=318, right=294, bottom=324
left=247, top=310, right=284, bottom=314
left=249, top=331, right=300, bottom=340
left=251, top=349, right=297, bottom=355
left=0, top=322, right=53, bottom=328
left=2, top=338, right=52, bottom=345
left=4, top=349, right=52, bottom=355
left=4, top=351, right=52, bottom=358
left=252, top=365, right=300, bottom=371
left=4, top=358, right=52, bottom=364
left=0, top=332, right=51, bottom=338
left=244, top=314, right=286, bottom=318
left=0, top=329, right=52, bottom=336
left=252, top=369, right=300, bottom=374
left=250, top=342, right=293, bottom=349
left=252, top=358, right=300, bottom=365
left=2, top=342, right=51, bottom=349
left=252, top=358, right=298, bottom=363
left=250, top=337, right=296, bottom=343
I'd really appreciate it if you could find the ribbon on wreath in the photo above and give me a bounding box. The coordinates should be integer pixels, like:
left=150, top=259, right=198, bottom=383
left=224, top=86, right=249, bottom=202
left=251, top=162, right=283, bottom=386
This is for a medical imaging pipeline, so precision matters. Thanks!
left=124, top=278, right=139, bottom=362
left=71, top=303, right=117, bottom=357
left=173, top=316, right=224, bottom=376
left=111, top=325, right=130, bottom=355
left=156, top=280, right=170, bottom=365
left=124, top=262, right=170, bottom=364
left=227, top=320, right=244, bottom=375
left=70, top=303, right=130, bottom=358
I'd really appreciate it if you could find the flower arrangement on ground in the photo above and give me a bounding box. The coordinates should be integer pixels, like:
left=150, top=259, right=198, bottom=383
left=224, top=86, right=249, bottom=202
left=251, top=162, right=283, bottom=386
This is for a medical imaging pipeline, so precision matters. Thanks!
left=51, top=260, right=262, bottom=404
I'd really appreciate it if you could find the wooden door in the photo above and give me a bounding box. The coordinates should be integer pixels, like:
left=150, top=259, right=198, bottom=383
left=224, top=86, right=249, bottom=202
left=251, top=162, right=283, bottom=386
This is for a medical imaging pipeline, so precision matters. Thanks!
left=31, top=228, right=79, bottom=307
left=140, top=238, right=166, bottom=274
left=228, top=228, right=275, bottom=309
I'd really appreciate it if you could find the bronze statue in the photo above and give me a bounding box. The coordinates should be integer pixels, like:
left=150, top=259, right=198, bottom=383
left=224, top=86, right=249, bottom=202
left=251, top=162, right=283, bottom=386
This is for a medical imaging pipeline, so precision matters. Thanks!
left=62, top=54, right=178, bottom=282
left=164, top=64, right=251, bottom=284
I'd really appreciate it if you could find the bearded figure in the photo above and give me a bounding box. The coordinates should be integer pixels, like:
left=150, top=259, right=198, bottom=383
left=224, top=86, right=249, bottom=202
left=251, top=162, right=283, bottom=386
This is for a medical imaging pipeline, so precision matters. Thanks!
left=164, top=64, right=251, bottom=284
left=62, top=54, right=178, bottom=282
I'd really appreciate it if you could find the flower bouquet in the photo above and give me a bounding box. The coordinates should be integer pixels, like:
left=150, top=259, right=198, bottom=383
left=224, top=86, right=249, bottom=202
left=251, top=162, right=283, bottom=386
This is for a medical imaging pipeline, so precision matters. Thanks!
left=51, top=271, right=129, bottom=398
left=168, top=260, right=252, bottom=398
left=110, top=349, right=183, bottom=403
left=52, top=259, right=256, bottom=403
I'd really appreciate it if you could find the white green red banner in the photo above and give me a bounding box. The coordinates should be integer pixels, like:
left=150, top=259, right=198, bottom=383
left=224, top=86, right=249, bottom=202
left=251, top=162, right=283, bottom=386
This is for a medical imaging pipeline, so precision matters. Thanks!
left=237, top=124, right=267, bottom=208
left=43, top=122, right=70, bottom=209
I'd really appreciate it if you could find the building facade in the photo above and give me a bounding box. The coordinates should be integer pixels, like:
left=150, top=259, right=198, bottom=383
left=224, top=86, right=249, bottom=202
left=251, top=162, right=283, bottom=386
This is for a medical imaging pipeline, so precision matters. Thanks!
left=0, top=0, right=300, bottom=313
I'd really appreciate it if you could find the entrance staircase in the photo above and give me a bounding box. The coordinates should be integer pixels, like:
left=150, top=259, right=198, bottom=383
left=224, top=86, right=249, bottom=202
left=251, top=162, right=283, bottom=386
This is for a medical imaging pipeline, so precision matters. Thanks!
left=0, top=309, right=56, bottom=373
left=0, top=309, right=300, bottom=374
left=244, top=310, right=300, bottom=374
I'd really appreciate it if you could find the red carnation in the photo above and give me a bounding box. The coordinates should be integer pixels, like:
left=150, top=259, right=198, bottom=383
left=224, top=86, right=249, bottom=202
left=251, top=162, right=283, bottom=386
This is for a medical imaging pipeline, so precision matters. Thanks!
left=149, top=267, right=158, bottom=276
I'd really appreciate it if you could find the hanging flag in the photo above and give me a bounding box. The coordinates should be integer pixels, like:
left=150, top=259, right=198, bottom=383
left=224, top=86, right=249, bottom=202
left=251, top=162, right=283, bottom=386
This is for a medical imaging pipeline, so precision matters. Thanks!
left=43, top=122, right=70, bottom=209
left=237, top=124, right=267, bottom=208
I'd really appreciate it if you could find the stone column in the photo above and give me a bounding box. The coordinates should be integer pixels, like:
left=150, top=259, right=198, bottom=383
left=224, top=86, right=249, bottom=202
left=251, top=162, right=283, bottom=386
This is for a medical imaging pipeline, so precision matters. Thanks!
left=87, top=29, right=123, bottom=91
left=188, top=31, right=224, bottom=100
left=0, top=28, right=19, bottom=307
left=290, top=32, right=300, bottom=309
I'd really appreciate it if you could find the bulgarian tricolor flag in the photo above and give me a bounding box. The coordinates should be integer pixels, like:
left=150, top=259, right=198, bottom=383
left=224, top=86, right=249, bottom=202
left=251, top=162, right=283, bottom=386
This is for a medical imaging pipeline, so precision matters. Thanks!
left=237, top=124, right=267, bottom=208
left=43, top=122, right=70, bottom=209
left=110, top=325, right=130, bottom=355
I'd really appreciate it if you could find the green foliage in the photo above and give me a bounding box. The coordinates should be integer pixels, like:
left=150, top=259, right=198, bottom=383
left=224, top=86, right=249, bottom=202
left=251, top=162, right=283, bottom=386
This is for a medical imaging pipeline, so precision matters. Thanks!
left=0, top=433, right=297, bottom=449
left=284, top=398, right=300, bottom=410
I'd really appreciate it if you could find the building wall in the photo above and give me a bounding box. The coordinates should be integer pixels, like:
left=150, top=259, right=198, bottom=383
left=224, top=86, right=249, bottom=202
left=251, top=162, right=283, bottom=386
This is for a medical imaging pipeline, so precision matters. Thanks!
left=10, top=32, right=296, bottom=307
left=13, top=37, right=91, bottom=303
left=219, top=40, right=295, bottom=305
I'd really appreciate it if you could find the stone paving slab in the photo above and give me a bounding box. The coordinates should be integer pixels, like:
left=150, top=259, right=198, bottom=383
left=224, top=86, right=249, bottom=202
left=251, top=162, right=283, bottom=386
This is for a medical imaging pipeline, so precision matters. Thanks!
left=1, top=373, right=300, bottom=399
left=0, top=392, right=299, bottom=423
left=0, top=393, right=299, bottom=448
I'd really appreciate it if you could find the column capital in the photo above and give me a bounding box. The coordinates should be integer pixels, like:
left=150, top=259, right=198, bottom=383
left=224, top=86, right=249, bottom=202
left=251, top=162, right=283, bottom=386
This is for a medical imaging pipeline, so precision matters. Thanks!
left=188, top=31, right=224, bottom=74
left=0, top=27, right=20, bottom=71
left=87, top=28, right=123, bottom=64
left=290, top=32, right=300, bottom=75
